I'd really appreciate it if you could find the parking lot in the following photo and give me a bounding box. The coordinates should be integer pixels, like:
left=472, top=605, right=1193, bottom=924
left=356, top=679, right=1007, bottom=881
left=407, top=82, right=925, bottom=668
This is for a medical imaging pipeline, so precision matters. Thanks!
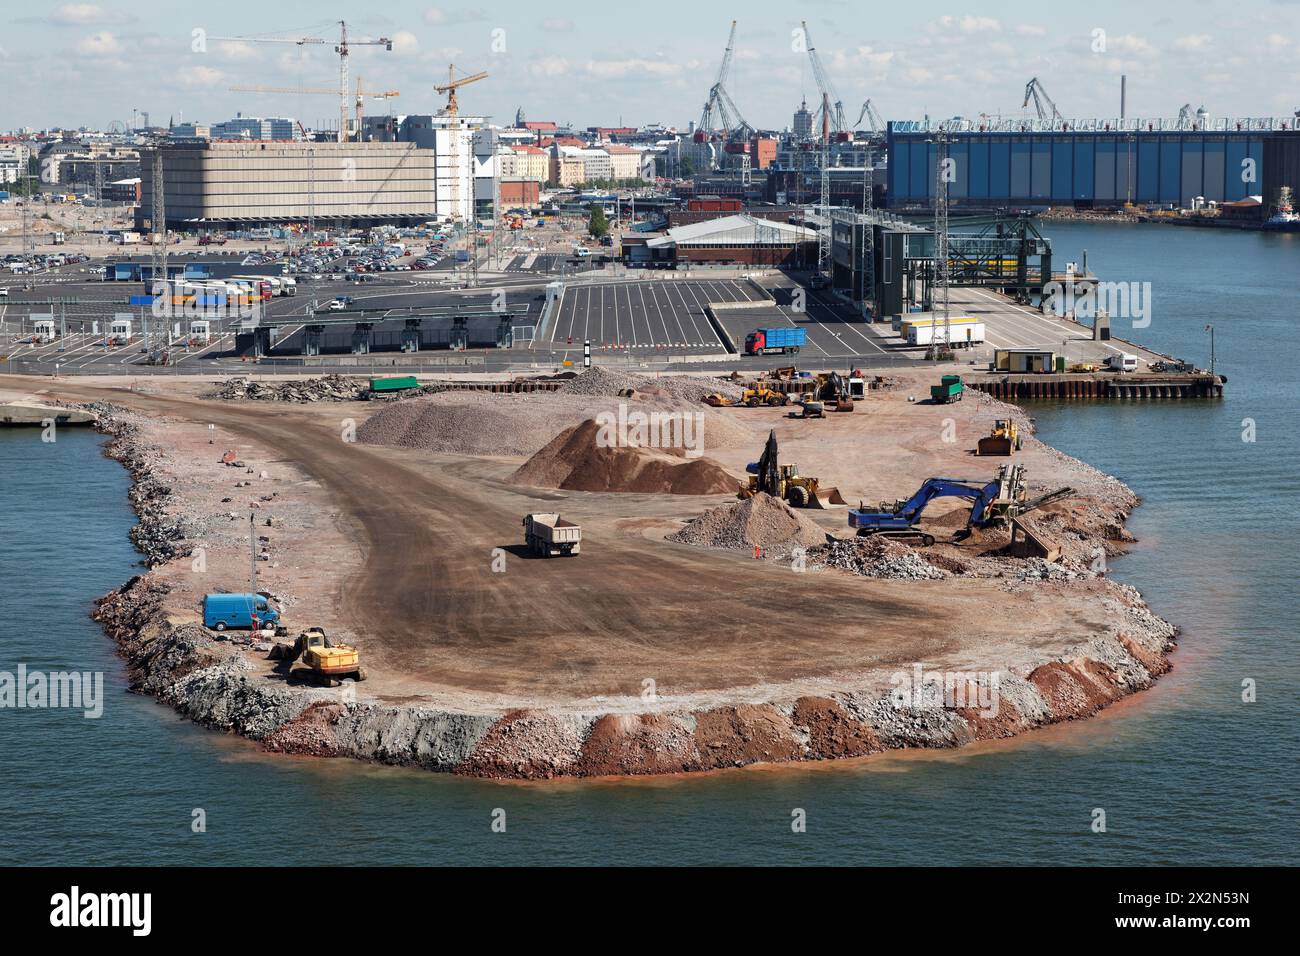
left=548, top=278, right=767, bottom=353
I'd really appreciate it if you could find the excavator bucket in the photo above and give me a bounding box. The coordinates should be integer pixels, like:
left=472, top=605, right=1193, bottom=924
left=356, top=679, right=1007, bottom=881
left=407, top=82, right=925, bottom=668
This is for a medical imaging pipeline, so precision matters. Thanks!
left=834, top=398, right=854, bottom=412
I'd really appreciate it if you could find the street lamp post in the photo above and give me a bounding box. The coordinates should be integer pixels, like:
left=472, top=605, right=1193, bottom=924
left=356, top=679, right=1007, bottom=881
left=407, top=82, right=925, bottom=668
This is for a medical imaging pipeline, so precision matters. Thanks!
left=1205, top=323, right=1216, bottom=376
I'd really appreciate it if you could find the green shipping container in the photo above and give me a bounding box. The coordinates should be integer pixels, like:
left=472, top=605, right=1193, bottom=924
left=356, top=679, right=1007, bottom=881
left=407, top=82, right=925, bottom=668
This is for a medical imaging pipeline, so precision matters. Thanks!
left=370, top=376, right=420, bottom=393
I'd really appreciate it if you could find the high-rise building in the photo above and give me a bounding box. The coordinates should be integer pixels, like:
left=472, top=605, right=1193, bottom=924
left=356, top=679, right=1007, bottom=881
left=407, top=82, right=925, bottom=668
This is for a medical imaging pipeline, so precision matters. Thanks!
left=793, top=99, right=813, bottom=140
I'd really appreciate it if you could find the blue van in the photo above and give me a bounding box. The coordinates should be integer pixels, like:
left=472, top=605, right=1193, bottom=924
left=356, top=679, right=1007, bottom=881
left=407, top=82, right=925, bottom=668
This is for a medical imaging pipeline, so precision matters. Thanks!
left=203, top=593, right=280, bottom=632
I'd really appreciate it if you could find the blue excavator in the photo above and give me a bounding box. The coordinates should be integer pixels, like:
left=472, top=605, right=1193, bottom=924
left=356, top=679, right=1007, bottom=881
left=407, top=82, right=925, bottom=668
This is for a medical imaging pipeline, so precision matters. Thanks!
left=848, top=465, right=1073, bottom=546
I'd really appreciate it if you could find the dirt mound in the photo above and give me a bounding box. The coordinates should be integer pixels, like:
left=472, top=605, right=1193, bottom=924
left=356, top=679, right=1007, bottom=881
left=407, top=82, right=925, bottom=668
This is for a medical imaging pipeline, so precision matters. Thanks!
left=669, top=493, right=830, bottom=552
left=510, top=419, right=737, bottom=495
left=358, top=389, right=756, bottom=459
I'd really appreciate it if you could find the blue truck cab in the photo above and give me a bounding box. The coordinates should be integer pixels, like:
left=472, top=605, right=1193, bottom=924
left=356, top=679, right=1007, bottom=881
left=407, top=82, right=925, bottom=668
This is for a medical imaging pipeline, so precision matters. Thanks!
left=203, top=592, right=280, bottom=632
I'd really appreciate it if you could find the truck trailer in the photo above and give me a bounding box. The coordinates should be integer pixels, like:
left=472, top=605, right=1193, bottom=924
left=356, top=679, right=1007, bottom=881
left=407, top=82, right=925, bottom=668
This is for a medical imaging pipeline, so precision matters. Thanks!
left=744, top=327, right=806, bottom=356
left=523, top=513, right=581, bottom=557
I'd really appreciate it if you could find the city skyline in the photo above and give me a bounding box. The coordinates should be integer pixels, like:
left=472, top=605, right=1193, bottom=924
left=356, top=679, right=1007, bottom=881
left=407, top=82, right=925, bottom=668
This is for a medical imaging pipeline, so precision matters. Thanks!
left=4, top=0, right=1299, bottom=132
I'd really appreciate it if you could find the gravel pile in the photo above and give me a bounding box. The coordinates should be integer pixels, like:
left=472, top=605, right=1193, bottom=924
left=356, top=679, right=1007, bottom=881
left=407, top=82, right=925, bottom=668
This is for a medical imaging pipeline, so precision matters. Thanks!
left=557, top=366, right=646, bottom=396
left=1016, top=558, right=1082, bottom=582
left=813, top=536, right=948, bottom=580
left=636, top=375, right=746, bottom=404
left=510, top=419, right=737, bottom=495
left=558, top=366, right=744, bottom=404
left=358, top=389, right=756, bottom=458
left=669, top=493, right=830, bottom=552
left=210, top=375, right=370, bottom=403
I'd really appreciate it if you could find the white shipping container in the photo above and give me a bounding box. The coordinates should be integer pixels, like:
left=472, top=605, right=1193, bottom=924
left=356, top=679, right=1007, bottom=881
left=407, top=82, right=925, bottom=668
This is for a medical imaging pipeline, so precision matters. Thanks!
left=908, top=322, right=986, bottom=347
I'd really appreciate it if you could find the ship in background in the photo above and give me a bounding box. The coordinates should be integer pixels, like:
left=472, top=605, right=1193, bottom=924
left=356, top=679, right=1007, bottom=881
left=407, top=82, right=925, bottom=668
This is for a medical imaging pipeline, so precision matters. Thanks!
left=1261, top=186, right=1300, bottom=232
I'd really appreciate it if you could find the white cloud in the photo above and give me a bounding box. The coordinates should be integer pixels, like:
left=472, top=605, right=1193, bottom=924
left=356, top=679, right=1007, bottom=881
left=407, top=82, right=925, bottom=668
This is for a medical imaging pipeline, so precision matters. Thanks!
left=53, top=4, right=110, bottom=25
left=179, top=65, right=225, bottom=88
left=75, top=31, right=120, bottom=56
left=931, top=15, right=1002, bottom=34
left=1016, top=25, right=1048, bottom=37
left=389, top=31, right=419, bottom=57
left=1172, top=35, right=1212, bottom=52
left=528, top=56, right=571, bottom=78
left=213, top=40, right=259, bottom=61
left=424, top=7, right=488, bottom=25
left=584, top=58, right=679, bottom=79
left=1108, top=34, right=1155, bottom=56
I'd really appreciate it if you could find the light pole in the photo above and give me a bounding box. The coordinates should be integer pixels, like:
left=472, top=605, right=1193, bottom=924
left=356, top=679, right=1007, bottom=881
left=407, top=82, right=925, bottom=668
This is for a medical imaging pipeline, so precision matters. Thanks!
left=1205, top=323, right=1216, bottom=376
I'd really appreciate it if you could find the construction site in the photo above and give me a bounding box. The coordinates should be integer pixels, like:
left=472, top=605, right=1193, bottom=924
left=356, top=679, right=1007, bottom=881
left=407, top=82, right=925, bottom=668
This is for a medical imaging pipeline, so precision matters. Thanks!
left=0, top=15, right=1235, bottom=781
left=1, top=357, right=1176, bottom=779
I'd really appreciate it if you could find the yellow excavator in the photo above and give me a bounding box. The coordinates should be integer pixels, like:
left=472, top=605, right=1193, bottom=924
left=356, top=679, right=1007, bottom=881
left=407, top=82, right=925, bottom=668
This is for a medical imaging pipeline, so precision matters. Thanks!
left=977, top=419, right=1023, bottom=456
left=738, top=430, right=847, bottom=508
left=285, top=627, right=366, bottom=685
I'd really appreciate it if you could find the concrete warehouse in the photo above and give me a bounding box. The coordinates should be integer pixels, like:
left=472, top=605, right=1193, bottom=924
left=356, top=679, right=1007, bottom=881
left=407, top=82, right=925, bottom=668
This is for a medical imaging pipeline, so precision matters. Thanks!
left=137, top=141, right=436, bottom=228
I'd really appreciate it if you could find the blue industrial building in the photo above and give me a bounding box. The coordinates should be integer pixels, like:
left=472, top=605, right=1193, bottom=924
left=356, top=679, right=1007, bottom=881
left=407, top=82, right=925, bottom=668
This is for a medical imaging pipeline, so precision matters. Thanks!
left=886, top=121, right=1287, bottom=209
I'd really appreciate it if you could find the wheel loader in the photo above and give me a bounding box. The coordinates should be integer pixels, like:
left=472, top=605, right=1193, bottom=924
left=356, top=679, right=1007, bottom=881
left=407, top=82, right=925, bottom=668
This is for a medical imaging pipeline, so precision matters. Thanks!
left=738, top=430, right=847, bottom=508
left=977, top=419, right=1023, bottom=456
left=703, top=385, right=789, bottom=408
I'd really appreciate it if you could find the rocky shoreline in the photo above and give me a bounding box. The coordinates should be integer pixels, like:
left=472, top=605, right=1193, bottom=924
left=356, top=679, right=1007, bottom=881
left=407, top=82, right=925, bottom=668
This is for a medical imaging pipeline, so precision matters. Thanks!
left=87, top=401, right=1178, bottom=781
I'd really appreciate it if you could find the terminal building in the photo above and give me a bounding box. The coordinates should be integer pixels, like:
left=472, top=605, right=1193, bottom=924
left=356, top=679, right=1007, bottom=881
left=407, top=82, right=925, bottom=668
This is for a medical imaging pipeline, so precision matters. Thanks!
left=137, top=140, right=436, bottom=229
left=886, top=117, right=1300, bottom=214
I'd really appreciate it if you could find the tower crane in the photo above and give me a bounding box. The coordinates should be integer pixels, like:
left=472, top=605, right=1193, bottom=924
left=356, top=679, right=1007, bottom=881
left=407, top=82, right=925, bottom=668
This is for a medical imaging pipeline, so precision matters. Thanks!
left=230, top=80, right=400, bottom=141
left=435, top=64, right=488, bottom=116
left=854, top=99, right=885, bottom=136
left=802, top=20, right=846, bottom=139
left=209, top=21, right=392, bottom=143
left=1021, top=77, right=1063, bottom=124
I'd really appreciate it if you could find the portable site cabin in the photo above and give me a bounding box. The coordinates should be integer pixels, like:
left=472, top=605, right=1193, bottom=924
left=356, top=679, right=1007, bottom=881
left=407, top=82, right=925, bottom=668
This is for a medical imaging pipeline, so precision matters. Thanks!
left=993, top=349, right=1056, bottom=373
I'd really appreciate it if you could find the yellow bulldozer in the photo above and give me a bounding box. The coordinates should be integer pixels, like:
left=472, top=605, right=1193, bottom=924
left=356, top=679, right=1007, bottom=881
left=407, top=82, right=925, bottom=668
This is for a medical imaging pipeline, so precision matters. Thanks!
left=285, top=627, right=366, bottom=686
left=738, top=429, right=847, bottom=508
left=977, top=419, right=1023, bottom=456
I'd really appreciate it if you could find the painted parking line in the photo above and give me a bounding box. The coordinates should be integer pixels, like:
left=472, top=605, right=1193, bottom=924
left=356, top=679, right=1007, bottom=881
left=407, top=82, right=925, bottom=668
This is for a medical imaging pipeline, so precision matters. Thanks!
left=666, top=282, right=712, bottom=347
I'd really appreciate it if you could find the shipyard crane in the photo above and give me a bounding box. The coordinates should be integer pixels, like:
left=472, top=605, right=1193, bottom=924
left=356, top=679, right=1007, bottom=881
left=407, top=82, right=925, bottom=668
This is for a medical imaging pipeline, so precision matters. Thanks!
left=697, top=21, right=750, bottom=140
left=1021, top=77, right=1063, bottom=124
left=209, top=21, right=392, bottom=143
left=854, top=99, right=885, bottom=136
left=802, top=20, right=846, bottom=138
left=435, top=64, right=488, bottom=116
left=230, top=80, right=399, bottom=141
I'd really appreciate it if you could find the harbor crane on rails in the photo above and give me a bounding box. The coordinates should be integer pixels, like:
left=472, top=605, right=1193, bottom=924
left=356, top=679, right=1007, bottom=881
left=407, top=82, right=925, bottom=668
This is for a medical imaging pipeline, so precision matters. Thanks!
left=801, top=20, right=848, bottom=139
left=696, top=21, right=754, bottom=157
left=1022, top=77, right=1063, bottom=124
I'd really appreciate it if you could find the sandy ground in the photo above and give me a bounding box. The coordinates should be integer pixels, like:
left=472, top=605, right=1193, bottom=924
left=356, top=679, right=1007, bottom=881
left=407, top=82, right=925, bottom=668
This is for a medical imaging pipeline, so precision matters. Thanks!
left=5, top=369, right=1157, bottom=719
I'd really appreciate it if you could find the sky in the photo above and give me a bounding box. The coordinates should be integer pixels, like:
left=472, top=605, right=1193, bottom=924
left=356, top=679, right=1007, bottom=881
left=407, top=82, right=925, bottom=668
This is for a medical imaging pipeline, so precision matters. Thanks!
left=2, top=0, right=1299, bottom=132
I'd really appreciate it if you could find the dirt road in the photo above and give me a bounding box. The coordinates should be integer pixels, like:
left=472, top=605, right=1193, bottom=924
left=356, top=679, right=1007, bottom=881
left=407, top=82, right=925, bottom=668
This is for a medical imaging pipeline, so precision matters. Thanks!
left=13, top=376, right=1111, bottom=705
